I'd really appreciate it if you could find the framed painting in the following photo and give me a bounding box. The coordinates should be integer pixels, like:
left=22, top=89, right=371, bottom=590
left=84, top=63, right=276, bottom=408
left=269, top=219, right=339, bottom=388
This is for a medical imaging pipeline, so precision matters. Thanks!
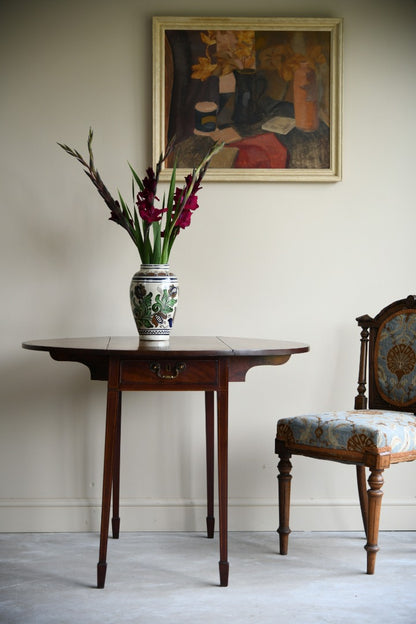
left=153, top=17, right=342, bottom=182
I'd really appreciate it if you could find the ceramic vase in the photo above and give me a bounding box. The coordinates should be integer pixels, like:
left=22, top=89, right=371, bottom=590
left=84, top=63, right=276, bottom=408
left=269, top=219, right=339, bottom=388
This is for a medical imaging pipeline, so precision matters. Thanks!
left=130, top=264, right=178, bottom=341
left=233, top=69, right=267, bottom=125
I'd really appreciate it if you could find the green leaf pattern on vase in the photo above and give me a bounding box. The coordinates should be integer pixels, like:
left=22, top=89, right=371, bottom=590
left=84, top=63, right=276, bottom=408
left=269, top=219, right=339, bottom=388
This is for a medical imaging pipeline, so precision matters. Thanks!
left=130, top=264, right=178, bottom=340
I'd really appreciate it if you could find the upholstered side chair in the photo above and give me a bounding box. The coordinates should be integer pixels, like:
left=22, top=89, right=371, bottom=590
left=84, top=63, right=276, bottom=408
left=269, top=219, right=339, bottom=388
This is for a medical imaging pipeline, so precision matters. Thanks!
left=275, top=295, right=416, bottom=574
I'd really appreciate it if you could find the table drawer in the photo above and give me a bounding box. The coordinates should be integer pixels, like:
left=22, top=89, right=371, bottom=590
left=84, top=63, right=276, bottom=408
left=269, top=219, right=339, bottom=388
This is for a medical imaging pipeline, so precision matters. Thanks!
left=119, top=359, right=218, bottom=389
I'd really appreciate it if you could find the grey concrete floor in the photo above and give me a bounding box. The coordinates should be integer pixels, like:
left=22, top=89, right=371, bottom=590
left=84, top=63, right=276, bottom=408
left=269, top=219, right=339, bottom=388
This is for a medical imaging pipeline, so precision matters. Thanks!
left=0, top=531, right=415, bottom=623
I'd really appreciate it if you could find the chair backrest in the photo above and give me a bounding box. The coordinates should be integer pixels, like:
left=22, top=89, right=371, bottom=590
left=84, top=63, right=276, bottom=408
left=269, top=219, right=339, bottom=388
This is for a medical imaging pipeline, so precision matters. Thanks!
left=355, top=295, right=416, bottom=413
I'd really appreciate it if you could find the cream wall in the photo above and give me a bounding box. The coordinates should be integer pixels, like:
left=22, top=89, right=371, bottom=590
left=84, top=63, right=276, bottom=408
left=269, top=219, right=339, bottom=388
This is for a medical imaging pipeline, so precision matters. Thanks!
left=1, top=0, right=416, bottom=533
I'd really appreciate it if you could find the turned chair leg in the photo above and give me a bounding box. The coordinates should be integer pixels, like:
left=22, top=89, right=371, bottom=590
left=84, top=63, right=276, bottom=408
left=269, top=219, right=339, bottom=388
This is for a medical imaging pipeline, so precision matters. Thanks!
left=356, top=465, right=368, bottom=538
left=365, top=468, right=384, bottom=574
left=277, top=452, right=292, bottom=555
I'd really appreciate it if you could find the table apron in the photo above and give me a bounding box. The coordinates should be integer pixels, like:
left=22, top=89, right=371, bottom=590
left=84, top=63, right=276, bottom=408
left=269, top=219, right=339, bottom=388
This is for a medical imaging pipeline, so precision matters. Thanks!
left=117, top=358, right=220, bottom=390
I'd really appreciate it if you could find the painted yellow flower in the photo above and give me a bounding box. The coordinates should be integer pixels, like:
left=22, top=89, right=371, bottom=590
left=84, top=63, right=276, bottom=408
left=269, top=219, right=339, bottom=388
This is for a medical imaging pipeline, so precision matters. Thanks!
left=229, top=31, right=255, bottom=69
left=191, top=56, right=218, bottom=81
left=200, top=30, right=216, bottom=47
left=191, top=30, right=256, bottom=81
left=259, top=42, right=326, bottom=82
left=307, top=44, right=327, bottom=67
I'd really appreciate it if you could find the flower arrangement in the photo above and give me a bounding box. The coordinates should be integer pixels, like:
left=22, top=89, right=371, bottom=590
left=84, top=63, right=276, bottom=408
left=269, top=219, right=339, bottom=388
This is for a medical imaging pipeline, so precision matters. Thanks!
left=191, top=29, right=326, bottom=94
left=58, top=129, right=223, bottom=265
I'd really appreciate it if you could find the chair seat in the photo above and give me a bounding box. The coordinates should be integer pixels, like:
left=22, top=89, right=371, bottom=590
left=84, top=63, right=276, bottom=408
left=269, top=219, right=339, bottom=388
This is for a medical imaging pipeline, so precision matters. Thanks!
left=277, top=410, right=416, bottom=454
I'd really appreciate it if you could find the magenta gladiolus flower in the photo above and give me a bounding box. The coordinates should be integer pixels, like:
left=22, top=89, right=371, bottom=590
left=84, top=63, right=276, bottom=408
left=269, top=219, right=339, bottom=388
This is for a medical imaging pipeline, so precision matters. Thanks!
left=136, top=168, right=166, bottom=224
left=173, top=174, right=202, bottom=230
left=176, top=207, right=192, bottom=229
left=136, top=191, right=165, bottom=224
left=58, top=128, right=223, bottom=264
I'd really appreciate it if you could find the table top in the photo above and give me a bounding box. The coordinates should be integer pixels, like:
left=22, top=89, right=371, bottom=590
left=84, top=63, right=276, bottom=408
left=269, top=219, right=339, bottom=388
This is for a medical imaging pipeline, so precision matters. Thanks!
left=22, top=336, right=309, bottom=357
left=22, top=337, right=309, bottom=382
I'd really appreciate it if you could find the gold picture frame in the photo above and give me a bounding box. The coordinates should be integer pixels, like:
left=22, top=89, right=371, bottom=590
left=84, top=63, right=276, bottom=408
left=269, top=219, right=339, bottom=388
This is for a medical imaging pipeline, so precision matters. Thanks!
left=153, top=17, right=343, bottom=182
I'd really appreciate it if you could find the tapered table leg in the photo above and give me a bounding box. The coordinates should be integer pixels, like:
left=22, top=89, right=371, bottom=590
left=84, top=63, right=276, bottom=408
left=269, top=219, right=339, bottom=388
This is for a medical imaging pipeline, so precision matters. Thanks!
left=205, top=391, right=215, bottom=538
left=97, top=382, right=121, bottom=589
left=111, top=397, right=122, bottom=539
left=217, top=385, right=229, bottom=587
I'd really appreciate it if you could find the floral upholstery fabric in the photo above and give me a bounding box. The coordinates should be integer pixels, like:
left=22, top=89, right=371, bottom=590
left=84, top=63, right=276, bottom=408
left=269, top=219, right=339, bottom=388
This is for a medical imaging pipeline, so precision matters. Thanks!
left=375, top=311, right=416, bottom=407
left=276, top=410, right=416, bottom=454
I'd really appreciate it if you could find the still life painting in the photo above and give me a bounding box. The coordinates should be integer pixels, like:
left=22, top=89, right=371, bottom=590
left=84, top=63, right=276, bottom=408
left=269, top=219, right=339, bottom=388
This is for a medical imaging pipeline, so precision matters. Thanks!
left=153, top=17, right=342, bottom=181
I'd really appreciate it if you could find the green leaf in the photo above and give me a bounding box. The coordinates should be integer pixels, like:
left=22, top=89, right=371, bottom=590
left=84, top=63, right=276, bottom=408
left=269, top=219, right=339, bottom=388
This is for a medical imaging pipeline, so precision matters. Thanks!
left=128, top=162, right=144, bottom=192
left=161, top=160, right=177, bottom=262
left=143, top=224, right=152, bottom=264
left=166, top=160, right=177, bottom=212
left=167, top=228, right=178, bottom=257
left=151, top=221, right=161, bottom=263
left=133, top=208, right=145, bottom=258
left=117, top=190, right=133, bottom=222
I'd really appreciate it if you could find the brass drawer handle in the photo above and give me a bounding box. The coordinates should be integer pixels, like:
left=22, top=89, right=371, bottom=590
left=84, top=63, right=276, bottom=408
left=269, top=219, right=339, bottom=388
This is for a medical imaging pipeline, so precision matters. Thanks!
left=149, top=362, right=186, bottom=379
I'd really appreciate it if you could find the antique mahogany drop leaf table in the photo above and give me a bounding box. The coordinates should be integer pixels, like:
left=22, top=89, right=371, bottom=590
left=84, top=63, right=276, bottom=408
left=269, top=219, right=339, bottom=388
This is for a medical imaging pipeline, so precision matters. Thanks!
left=22, top=336, right=309, bottom=588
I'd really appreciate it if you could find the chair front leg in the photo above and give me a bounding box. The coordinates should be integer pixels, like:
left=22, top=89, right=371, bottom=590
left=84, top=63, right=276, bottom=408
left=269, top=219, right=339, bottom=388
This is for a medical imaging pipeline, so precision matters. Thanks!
left=277, top=450, right=292, bottom=555
left=356, top=465, right=368, bottom=538
left=365, top=468, right=384, bottom=574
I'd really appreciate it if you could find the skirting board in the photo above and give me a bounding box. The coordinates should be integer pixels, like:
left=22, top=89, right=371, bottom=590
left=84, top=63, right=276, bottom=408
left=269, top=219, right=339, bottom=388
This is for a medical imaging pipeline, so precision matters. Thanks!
left=1, top=498, right=416, bottom=532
